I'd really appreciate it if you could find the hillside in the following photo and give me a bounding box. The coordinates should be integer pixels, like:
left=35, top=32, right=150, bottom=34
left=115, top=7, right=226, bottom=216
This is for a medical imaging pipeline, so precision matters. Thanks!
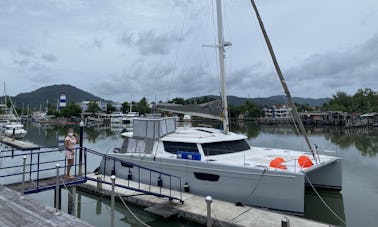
left=4, top=84, right=104, bottom=109
left=190, top=95, right=330, bottom=107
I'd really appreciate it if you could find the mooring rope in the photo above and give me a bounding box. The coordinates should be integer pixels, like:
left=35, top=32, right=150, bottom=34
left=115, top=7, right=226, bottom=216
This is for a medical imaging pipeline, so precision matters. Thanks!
left=118, top=194, right=151, bottom=227
left=304, top=173, right=346, bottom=225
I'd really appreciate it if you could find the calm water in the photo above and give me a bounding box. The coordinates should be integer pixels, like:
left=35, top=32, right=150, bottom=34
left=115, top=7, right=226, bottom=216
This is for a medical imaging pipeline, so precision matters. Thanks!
left=4, top=122, right=378, bottom=227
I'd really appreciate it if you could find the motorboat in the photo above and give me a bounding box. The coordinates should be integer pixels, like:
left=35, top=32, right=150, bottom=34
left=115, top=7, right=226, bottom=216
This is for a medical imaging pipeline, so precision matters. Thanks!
left=3, top=123, right=27, bottom=139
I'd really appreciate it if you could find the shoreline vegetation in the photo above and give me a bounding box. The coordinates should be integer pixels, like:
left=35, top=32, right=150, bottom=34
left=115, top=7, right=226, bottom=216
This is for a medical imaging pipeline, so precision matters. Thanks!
left=1, top=86, right=377, bottom=128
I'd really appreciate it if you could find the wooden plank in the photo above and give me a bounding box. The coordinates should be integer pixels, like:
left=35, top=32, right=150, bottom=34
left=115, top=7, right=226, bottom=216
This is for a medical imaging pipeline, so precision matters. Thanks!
left=0, top=185, right=93, bottom=227
left=0, top=136, right=39, bottom=150
left=144, top=204, right=179, bottom=218
left=5, top=176, right=83, bottom=193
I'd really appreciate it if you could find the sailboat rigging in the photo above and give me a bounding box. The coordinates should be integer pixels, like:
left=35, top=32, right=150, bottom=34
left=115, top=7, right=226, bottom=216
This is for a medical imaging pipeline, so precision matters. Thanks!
left=249, top=0, right=318, bottom=163
left=100, top=0, right=342, bottom=215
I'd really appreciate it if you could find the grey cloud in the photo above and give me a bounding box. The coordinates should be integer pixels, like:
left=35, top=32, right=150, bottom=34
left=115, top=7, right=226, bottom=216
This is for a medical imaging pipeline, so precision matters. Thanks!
left=120, top=30, right=183, bottom=56
left=91, top=63, right=219, bottom=101
left=17, top=48, right=35, bottom=57
left=41, top=54, right=57, bottom=62
left=80, top=38, right=103, bottom=49
left=13, top=59, right=30, bottom=67
left=277, top=33, right=378, bottom=97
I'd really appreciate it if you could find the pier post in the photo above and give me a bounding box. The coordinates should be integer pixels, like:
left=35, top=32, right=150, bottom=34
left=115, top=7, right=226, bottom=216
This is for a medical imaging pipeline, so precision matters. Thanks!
left=68, top=186, right=77, bottom=216
left=111, top=175, right=116, bottom=227
left=79, top=121, right=84, bottom=176
left=21, top=156, right=27, bottom=198
left=96, top=199, right=102, bottom=215
left=205, top=196, right=213, bottom=227
left=54, top=164, right=61, bottom=215
left=281, top=216, right=290, bottom=227
left=77, top=193, right=82, bottom=218
left=97, top=175, right=102, bottom=191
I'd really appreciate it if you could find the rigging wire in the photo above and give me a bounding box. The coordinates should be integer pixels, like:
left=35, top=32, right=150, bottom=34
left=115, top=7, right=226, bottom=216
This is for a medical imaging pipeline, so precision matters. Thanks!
left=249, top=0, right=318, bottom=162
left=166, top=3, right=190, bottom=101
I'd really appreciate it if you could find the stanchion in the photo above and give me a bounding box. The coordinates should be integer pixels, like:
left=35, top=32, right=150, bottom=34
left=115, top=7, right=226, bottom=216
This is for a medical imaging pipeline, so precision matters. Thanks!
left=21, top=156, right=27, bottom=198
left=79, top=120, right=84, bottom=176
left=55, top=164, right=61, bottom=215
left=205, top=196, right=213, bottom=227
left=111, top=175, right=116, bottom=227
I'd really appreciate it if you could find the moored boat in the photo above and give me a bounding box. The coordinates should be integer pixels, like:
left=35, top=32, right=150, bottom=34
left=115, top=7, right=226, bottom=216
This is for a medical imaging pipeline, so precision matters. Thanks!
left=3, top=123, right=27, bottom=139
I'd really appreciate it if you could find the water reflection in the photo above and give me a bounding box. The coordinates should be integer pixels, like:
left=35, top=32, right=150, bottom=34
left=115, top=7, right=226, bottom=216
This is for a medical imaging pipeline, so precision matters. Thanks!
left=23, top=123, right=123, bottom=147
left=324, top=127, right=378, bottom=157
left=77, top=190, right=202, bottom=227
left=304, top=188, right=345, bottom=226
left=230, top=122, right=378, bottom=157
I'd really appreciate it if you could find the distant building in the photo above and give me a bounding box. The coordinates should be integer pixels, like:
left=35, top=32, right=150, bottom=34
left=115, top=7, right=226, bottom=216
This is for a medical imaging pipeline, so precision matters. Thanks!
left=58, top=93, right=66, bottom=110
left=263, top=105, right=292, bottom=119
left=78, top=100, right=107, bottom=113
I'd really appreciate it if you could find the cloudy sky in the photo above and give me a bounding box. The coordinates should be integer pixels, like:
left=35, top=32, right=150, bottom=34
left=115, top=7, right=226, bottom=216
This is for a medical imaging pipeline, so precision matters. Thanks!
left=0, top=0, right=377, bottom=102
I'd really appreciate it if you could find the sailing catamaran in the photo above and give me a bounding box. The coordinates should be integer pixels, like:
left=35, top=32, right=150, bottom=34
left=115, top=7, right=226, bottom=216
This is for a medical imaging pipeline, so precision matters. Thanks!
left=100, top=0, right=342, bottom=214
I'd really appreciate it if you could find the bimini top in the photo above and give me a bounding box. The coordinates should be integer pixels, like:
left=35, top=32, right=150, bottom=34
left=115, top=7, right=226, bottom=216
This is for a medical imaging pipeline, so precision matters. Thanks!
left=124, top=117, right=247, bottom=144
left=132, top=117, right=176, bottom=139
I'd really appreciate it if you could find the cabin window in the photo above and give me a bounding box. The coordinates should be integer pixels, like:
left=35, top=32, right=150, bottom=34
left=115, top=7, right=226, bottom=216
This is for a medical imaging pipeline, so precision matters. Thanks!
left=193, top=172, right=220, bottom=181
left=163, top=141, right=199, bottom=154
left=202, top=140, right=250, bottom=156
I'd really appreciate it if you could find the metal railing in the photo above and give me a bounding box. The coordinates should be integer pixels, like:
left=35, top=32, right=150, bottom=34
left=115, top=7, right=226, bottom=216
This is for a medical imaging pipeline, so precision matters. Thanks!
left=0, top=146, right=86, bottom=193
left=0, top=146, right=183, bottom=203
left=85, top=148, right=183, bottom=203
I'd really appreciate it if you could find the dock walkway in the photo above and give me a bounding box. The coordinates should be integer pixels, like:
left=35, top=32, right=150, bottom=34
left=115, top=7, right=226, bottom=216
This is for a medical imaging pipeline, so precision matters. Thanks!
left=0, top=185, right=93, bottom=227
left=80, top=174, right=328, bottom=227
left=0, top=136, right=39, bottom=150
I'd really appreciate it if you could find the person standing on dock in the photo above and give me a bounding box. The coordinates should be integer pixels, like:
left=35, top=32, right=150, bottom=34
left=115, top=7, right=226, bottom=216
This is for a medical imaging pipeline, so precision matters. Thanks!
left=64, top=128, right=77, bottom=178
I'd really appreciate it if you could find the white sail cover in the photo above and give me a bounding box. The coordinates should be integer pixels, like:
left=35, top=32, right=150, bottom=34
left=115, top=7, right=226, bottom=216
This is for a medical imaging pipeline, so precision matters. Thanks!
left=157, top=99, right=222, bottom=121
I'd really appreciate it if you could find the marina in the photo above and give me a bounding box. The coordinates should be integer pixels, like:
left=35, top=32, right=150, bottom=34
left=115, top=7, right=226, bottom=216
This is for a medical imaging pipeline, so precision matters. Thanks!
left=1, top=121, right=377, bottom=226
left=0, top=137, right=330, bottom=227
left=0, top=1, right=377, bottom=226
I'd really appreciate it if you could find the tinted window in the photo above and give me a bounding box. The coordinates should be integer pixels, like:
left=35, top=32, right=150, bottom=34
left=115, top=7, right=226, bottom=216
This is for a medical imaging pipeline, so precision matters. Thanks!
left=202, top=140, right=250, bottom=155
left=163, top=141, right=199, bottom=154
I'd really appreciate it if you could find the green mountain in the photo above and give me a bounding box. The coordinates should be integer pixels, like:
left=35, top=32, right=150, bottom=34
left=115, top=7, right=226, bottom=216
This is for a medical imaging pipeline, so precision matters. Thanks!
left=1, top=84, right=330, bottom=112
left=4, top=84, right=104, bottom=110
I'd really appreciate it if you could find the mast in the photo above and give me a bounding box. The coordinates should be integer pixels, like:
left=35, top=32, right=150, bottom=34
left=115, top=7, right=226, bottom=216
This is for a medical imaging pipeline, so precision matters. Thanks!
left=249, top=0, right=318, bottom=163
left=216, top=0, right=230, bottom=134
left=3, top=82, right=7, bottom=112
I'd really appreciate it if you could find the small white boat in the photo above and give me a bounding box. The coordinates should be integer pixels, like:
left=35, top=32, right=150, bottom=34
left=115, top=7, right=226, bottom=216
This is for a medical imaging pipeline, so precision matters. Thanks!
left=3, top=123, right=27, bottom=139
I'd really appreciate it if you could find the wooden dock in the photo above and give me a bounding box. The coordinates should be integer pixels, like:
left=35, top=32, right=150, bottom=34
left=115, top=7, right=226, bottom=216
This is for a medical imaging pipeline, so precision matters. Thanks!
left=0, top=136, right=39, bottom=150
left=0, top=185, right=93, bottom=227
left=5, top=176, right=86, bottom=194
left=79, top=174, right=329, bottom=227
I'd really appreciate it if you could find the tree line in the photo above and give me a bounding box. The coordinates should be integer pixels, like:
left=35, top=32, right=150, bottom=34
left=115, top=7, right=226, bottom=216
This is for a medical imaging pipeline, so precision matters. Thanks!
left=24, top=88, right=378, bottom=118
left=323, top=88, right=378, bottom=113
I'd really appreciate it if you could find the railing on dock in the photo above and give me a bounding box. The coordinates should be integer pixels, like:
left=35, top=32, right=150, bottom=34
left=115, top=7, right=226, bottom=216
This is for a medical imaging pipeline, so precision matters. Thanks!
left=0, top=146, right=86, bottom=193
left=0, top=146, right=183, bottom=203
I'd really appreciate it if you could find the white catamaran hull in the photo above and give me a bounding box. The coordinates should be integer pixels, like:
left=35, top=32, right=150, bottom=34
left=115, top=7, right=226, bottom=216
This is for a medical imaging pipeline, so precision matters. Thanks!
left=101, top=153, right=341, bottom=214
